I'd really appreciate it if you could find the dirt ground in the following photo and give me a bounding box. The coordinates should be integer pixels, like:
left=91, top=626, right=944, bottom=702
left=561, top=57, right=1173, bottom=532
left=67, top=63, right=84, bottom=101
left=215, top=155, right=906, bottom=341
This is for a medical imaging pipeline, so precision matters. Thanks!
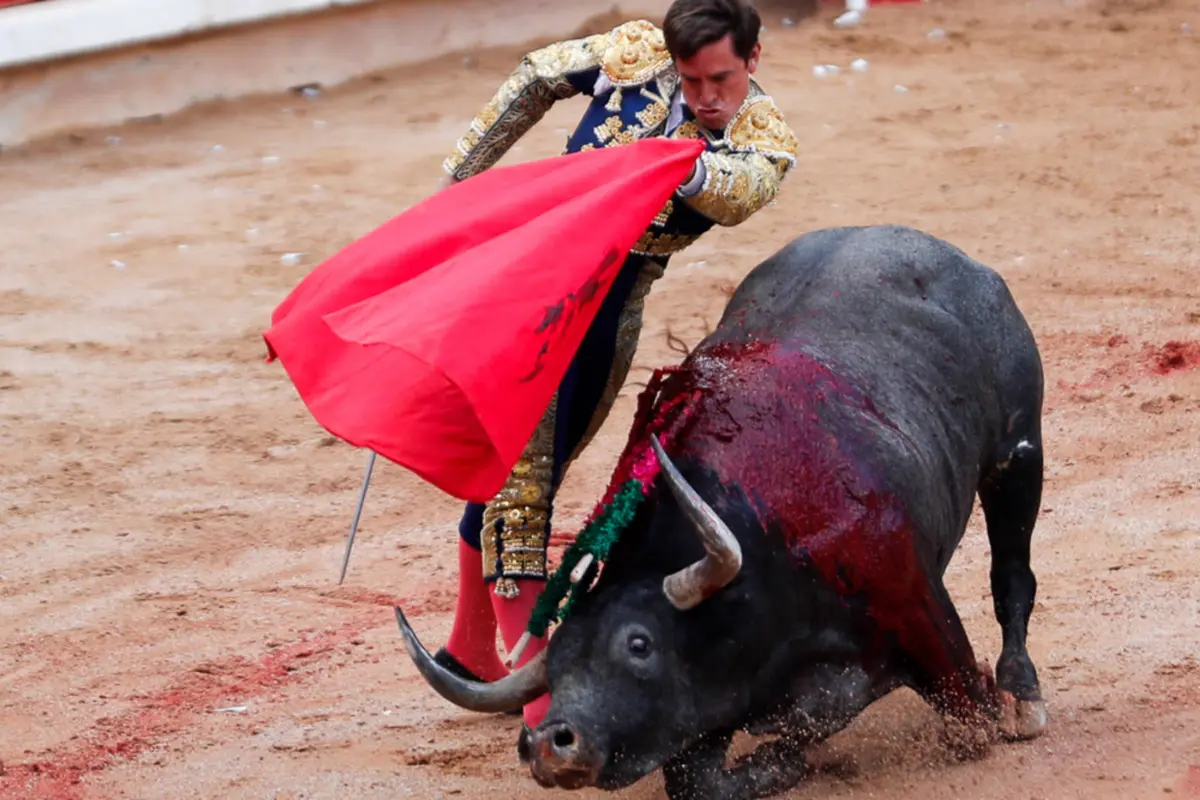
left=1, top=0, right=1198, bottom=797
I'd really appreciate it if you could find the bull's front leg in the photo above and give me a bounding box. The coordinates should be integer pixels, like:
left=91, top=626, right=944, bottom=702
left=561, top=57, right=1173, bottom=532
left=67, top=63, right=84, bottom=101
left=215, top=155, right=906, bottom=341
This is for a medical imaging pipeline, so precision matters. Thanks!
left=660, top=731, right=822, bottom=800
left=662, top=663, right=883, bottom=800
left=721, top=661, right=890, bottom=797
left=661, top=730, right=736, bottom=800
left=901, top=577, right=1003, bottom=760
left=662, top=729, right=811, bottom=800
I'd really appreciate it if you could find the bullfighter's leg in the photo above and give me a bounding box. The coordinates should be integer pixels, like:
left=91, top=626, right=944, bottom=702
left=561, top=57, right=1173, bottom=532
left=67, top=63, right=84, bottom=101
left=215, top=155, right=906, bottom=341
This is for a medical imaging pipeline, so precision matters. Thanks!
left=439, top=507, right=509, bottom=685
left=662, top=665, right=891, bottom=800
left=503, top=254, right=658, bottom=744
left=445, top=254, right=657, bottom=735
left=978, top=417, right=1048, bottom=740
left=556, top=255, right=665, bottom=475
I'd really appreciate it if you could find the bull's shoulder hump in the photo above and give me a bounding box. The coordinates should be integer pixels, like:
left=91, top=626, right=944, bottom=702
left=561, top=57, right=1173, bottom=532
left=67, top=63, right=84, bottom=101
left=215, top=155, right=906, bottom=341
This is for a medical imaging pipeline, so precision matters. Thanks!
left=790, top=225, right=1001, bottom=286
left=728, top=225, right=1019, bottom=331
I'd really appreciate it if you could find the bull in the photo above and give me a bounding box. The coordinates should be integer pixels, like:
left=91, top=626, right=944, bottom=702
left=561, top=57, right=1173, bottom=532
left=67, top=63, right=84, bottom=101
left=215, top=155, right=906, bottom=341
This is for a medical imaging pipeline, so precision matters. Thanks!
left=395, top=224, right=1050, bottom=799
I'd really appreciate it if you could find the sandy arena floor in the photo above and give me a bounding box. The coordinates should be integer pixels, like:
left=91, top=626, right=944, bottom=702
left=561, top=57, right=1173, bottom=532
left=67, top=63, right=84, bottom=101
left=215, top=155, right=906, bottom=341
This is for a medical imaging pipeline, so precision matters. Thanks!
left=1, top=0, right=1198, bottom=797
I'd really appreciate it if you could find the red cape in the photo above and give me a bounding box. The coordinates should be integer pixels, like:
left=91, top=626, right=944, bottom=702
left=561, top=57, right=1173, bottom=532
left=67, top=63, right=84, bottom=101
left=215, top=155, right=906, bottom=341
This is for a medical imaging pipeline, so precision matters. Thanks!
left=263, top=138, right=704, bottom=503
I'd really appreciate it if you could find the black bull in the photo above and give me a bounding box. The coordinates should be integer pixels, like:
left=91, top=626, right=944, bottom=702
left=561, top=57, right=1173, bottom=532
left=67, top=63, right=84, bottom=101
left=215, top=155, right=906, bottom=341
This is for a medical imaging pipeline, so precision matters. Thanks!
left=396, top=225, right=1049, bottom=799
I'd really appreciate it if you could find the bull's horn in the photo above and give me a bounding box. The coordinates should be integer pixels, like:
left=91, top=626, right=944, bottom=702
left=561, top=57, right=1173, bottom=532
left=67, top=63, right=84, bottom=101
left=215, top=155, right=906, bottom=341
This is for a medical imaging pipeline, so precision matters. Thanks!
left=393, top=607, right=548, bottom=713
left=651, top=435, right=743, bottom=611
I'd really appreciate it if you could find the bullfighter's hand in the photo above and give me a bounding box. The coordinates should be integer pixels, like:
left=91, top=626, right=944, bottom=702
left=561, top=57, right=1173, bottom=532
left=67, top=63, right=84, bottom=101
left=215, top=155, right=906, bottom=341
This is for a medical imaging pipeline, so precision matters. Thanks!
left=677, top=156, right=706, bottom=198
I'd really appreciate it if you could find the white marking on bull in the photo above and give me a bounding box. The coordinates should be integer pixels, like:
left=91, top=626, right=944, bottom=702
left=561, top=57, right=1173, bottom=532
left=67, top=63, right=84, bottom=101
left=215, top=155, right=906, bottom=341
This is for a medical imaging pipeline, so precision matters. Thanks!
left=996, top=439, right=1037, bottom=473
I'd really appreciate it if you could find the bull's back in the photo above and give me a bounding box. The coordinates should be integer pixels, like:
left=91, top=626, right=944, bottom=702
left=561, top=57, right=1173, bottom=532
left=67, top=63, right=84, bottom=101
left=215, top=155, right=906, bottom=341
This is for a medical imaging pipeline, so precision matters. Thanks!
left=701, top=226, right=1042, bottom=559
left=715, top=225, right=1026, bottom=364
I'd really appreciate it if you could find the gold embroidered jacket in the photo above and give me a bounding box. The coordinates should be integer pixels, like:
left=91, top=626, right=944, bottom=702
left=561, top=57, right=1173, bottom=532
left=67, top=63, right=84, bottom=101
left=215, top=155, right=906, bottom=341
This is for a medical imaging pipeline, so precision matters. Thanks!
left=442, top=19, right=799, bottom=257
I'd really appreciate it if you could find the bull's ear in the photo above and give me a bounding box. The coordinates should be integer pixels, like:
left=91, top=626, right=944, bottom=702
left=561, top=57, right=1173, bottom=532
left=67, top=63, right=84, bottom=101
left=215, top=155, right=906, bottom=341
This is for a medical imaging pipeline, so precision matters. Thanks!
left=651, top=436, right=743, bottom=610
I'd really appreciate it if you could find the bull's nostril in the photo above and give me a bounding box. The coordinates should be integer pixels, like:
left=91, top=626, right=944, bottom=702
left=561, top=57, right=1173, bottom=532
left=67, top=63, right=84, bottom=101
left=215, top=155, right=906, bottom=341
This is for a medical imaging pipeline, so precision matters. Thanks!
left=552, top=727, right=576, bottom=751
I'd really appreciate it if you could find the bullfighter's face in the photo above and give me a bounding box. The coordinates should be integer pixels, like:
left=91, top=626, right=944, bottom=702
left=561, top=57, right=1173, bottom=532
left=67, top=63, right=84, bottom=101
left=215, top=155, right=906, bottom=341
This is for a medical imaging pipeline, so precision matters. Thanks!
left=676, top=33, right=761, bottom=132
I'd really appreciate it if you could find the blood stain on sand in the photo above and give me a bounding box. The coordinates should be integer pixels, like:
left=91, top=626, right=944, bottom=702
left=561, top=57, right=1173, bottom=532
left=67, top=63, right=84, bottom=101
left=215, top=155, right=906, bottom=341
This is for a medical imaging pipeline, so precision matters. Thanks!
left=0, top=620, right=378, bottom=800
left=1055, top=337, right=1200, bottom=396
left=1145, top=340, right=1200, bottom=375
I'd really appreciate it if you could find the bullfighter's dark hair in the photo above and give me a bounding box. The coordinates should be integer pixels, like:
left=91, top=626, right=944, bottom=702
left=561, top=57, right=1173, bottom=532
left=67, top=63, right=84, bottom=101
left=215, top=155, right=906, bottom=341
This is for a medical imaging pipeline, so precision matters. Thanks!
left=663, top=0, right=762, bottom=63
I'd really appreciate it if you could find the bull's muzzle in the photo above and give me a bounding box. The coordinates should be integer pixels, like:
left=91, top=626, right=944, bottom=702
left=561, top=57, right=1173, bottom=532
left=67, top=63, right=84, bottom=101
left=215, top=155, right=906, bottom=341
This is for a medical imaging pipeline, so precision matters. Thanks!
left=528, top=720, right=603, bottom=790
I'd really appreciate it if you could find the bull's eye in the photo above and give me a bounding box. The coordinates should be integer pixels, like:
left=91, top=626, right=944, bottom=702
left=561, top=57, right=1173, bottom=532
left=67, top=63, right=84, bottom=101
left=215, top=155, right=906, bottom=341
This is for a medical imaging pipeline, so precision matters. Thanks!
left=628, top=635, right=651, bottom=657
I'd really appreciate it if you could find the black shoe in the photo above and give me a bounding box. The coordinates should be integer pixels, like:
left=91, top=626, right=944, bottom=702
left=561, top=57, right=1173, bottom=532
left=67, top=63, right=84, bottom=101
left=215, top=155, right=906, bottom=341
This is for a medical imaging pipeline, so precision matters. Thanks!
left=517, top=723, right=533, bottom=764
left=432, top=647, right=485, bottom=681
left=433, top=647, right=523, bottom=717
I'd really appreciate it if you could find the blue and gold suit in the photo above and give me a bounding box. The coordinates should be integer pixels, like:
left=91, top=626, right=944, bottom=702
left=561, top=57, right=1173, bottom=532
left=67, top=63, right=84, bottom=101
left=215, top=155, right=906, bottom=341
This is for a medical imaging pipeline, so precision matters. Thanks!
left=445, top=20, right=799, bottom=598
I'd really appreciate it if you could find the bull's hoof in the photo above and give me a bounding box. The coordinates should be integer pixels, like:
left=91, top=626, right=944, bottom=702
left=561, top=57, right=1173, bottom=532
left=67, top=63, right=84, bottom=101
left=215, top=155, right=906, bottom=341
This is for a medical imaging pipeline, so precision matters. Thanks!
left=976, top=657, right=998, bottom=699
left=997, top=690, right=1048, bottom=741
left=723, top=743, right=815, bottom=799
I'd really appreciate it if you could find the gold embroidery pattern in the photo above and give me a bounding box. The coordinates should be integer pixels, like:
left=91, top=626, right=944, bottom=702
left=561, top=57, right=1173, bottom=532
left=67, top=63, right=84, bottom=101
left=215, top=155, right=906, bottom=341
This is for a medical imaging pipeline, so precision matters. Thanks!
left=726, top=96, right=800, bottom=164
left=602, top=20, right=672, bottom=87
left=672, top=121, right=703, bottom=141
left=684, top=152, right=778, bottom=228
left=652, top=199, right=674, bottom=227
left=635, top=100, right=669, bottom=131
left=631, top=230, right=701, bottom=256
left=680, top=95, right=799, bottom=227
left=529, top=34, right=610, bottom=80
left=593, top=115, right=637, bottom=145
left=481, top=396, right=557, bottom=594
left=655, top=66, right=680, bottom=108
left=565, top=259, right=665, bottom=468
left=591, top=82, right=671, bottom=148
left=444, top=34, right=607, bottom=180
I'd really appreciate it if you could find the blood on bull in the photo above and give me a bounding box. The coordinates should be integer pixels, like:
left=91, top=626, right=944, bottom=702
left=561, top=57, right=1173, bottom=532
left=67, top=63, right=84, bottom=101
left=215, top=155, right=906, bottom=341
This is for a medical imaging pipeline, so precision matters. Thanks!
left=397, top=224, right=1050, bottom=799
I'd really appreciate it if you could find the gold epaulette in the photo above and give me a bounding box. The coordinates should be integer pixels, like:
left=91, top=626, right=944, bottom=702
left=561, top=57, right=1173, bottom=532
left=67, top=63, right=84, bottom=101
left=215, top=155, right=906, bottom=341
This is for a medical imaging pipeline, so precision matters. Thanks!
left=601, top=20, right=673, bottom=87
left=726, top=94, right=799, bottom=165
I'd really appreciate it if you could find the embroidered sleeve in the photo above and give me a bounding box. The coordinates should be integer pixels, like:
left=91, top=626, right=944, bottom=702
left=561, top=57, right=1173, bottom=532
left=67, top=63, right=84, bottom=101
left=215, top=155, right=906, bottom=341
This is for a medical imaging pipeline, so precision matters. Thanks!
left=678, top=97, right=799, bottom=227
left=443, top=34, right=607, bottom=181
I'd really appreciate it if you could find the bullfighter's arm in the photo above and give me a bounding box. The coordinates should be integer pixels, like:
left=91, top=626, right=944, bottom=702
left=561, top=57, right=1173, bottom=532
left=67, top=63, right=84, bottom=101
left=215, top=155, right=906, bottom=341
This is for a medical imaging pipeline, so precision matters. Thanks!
left=677, top=96, right=799, bottom=227
left=442, top=33, right=607, bottom=181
